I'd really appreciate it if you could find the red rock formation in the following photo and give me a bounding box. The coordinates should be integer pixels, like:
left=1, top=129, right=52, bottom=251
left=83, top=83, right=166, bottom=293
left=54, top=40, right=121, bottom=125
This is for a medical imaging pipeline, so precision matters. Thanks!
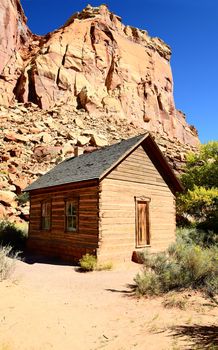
left=0, top=0, right=30, bottom=105
left=0, top=2, right=199, bottom=147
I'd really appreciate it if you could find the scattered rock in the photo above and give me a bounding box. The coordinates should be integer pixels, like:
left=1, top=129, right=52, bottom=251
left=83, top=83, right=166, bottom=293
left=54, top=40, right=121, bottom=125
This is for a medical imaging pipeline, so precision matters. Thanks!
left=0, top=204, right=6, bottom=219
left=0, top=2, right=199, bottom=148
left=0, top=1, right=200, bottom=224
left=77, top=136, right=90, bottom=146
left=40, top=132, right=52, bottom=144
left=0, top=190, right=16, bottom=207
left=90, top=134, right=108, bottom=147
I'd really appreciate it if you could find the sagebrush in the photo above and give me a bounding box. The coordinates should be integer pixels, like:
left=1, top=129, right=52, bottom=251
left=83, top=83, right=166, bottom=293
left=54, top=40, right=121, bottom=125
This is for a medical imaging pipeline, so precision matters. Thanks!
left=0, top=246, right=19, bottom=281
left=134, top=237, right=218, bottom=297
left=177, top=227, right=218, bottom=247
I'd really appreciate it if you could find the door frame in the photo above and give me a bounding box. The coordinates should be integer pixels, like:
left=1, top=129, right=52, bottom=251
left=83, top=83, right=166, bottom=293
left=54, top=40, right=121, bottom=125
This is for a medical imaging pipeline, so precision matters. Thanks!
left=135, top=196, right=151, bottom=248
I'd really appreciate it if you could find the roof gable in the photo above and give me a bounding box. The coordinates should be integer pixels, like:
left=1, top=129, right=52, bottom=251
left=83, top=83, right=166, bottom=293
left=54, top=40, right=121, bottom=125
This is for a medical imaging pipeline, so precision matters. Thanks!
left=25, top=133, right=183, bottom=195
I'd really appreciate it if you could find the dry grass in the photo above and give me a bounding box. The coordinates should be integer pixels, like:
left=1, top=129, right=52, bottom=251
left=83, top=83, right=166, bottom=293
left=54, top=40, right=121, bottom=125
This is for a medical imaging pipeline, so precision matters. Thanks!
left=0, top=246, right=18, bottom=281
left=162, top=292, right=188, bottom=310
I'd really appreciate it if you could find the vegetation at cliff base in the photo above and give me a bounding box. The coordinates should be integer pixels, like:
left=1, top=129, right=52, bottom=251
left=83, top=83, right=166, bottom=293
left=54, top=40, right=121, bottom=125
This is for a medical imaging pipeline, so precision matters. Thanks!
left=177, top=141, right=218, bottom=235
left=0, top=221, right=28, bottom=252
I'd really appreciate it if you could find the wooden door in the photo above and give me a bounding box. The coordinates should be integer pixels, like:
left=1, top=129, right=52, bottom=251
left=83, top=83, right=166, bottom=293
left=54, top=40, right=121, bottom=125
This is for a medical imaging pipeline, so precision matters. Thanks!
left=136, top=201, right=150, bottom=247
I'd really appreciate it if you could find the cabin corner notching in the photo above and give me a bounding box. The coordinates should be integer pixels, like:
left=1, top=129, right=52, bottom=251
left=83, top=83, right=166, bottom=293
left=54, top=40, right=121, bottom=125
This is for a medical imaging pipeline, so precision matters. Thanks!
left=25, top=133, right=183, bottom=263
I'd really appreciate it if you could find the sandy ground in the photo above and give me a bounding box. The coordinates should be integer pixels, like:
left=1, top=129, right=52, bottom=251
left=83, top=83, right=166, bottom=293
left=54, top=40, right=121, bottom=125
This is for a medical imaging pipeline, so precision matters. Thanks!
left=0, top=260, right=217, bottom=350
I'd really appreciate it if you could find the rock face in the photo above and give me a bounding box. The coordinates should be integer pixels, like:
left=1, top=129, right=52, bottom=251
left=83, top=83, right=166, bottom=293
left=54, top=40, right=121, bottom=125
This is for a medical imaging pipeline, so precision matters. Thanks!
left=0, top=3, right=199, bottom=147
left=0, top=101, right=197, bottom=224
left=0, top=3, right=200, bottom=224
left=0, top=0, right=32, bottom=105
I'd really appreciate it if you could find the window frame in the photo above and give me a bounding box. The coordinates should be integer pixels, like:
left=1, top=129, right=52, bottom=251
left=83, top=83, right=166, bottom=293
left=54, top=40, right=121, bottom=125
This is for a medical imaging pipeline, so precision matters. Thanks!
left=40, top=200, right=52, bottom=231
left=65, top=197, right=79, bottom=233
left=135, top=196, right=151, bottom=248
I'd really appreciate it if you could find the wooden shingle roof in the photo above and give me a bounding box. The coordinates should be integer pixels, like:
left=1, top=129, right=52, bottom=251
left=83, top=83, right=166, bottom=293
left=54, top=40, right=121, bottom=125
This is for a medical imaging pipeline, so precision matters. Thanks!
left=25, top=133, right=183, bottom=194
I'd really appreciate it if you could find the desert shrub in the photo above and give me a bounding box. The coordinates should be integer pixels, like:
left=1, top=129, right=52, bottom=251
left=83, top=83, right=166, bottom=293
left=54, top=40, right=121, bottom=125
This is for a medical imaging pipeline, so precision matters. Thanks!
left=16, top=192, right=29, bottom=205
left=162, top=292, right=188, bottom=310
left=134, top=272, right=161, bottom=296
left=0, top=221, right=28, bottom=252
left=134, top=239, right=218, bottom=297
left=79, top=254, right=97, bottom=271
left=79, top=254, right=112, bottom=272
left=96, top=262, right=113, bottom=271
left=177, top=227, right=218, bottom=247
left=0, top=246, right=19, bottom=281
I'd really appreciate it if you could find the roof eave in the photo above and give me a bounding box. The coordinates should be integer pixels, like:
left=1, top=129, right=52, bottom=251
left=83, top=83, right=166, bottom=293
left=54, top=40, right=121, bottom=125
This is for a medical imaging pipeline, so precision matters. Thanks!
left=23, top=177, right=100, bottom=193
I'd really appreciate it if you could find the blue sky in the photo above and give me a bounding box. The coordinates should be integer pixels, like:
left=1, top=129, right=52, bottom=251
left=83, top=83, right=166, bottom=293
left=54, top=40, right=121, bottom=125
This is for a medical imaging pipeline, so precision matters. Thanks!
left=20, top=0, right=218, bottom=143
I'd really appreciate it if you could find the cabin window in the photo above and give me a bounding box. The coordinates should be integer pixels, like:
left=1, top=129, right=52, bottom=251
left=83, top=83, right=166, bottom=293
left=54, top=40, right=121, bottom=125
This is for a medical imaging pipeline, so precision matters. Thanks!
left=41, top=201, right=51, bottom=230
left=65, top=200, right=78, bottom=232
left=135, top=197, right=151, bottom=247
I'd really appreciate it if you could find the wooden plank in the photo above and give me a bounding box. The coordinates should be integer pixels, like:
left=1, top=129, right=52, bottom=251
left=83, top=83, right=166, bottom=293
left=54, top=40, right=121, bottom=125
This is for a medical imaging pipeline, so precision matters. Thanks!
left=30, top=179, right=98, bottom=196
left=107, top=173, right=168, bottom=187
left=101, top=179, right=172, bottom=194
left=100, top=218, right=135, bottom=225
left=113, top=164, right=163, bottom=177
left=101, top=211, right=135, bottom=218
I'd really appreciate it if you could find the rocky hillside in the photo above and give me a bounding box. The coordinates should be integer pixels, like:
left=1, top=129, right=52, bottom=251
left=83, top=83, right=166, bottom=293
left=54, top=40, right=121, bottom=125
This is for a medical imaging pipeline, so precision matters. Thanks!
left=0, top=1, right=200, bottom=224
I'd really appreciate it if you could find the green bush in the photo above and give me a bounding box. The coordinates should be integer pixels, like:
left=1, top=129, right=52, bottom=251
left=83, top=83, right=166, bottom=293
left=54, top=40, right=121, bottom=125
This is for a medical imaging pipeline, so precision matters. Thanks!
left=79, top=254, right=113, bottom=272
left=177, top=186, right=218, bottom=221
left=79, top=254, right=97, bottom=271
left=96, top=262, right=113, bottom=271
left=0, top=221, right=28, bottom=252
left=177, top=141, right=218, bottom=233
left=181, top=141, right=218, bottom=190
left=0, top=246, right=19, bottom=281
left=16, top=192, right=29, bottom=205
left=177, top=227, right=218, bottom=247
left=134, top=238, right=218, bottom=297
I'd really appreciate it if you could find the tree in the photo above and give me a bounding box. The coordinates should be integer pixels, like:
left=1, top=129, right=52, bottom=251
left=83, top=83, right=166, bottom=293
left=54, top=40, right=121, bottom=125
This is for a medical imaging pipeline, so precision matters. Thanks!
left=177, top=141, right=218, bottom=231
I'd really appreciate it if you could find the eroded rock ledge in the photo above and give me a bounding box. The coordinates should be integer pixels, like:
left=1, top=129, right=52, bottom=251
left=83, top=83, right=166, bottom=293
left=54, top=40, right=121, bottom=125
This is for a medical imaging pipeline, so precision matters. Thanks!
left=0, top=2, right=199, bottom=147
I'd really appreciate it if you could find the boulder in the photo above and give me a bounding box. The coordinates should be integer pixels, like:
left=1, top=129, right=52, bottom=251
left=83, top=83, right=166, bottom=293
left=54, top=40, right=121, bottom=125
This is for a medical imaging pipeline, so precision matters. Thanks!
left=40, top=132, right=52, bottom=144
left=33, top=146, right=61, bottom=161
left=13, top=176, right=28, bottom=193
left=0, top=204, right=6, bottom=219
left=90, top=134, right=108, bottom=147
left=0, top=190, right=16, bottom=207
left=77, top=136, right=90, bottom=146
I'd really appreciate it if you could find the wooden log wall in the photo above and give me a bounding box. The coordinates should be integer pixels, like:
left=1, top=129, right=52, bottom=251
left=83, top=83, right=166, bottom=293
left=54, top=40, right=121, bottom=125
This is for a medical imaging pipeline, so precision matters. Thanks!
left=98, top=146, right=176, bottom=263
left=28, top=180, right=99, bottom=262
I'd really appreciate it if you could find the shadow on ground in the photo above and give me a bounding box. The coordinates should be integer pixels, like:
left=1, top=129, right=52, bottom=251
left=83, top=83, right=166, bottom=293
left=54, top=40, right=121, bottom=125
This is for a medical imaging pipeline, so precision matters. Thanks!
left=170, top=324, right=218, bottom=349
left=23, top=253, right=77, bottom=267
left=105, top=283, right=136, bottom=296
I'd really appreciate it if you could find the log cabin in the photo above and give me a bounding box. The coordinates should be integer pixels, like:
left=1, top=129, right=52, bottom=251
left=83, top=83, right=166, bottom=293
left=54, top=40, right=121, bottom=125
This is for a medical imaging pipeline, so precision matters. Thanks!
left=25, top=133, right=183, bottom=264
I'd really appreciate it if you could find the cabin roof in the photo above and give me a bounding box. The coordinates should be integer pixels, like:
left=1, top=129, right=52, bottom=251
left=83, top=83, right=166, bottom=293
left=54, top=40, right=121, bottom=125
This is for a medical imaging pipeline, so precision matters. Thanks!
left=25, top=133, right=183, bottom=194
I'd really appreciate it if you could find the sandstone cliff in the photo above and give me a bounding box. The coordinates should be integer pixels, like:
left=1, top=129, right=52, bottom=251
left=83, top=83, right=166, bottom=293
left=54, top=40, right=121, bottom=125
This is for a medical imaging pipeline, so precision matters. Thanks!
left=0, top=2, right=200, bottom=224
left=0, top=3, right=198, bottom=146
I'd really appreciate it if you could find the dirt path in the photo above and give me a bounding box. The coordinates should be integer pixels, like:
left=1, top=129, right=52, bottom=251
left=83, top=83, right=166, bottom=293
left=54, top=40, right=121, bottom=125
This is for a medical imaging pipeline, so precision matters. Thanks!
left=0, top=260, right=217, bottom=350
